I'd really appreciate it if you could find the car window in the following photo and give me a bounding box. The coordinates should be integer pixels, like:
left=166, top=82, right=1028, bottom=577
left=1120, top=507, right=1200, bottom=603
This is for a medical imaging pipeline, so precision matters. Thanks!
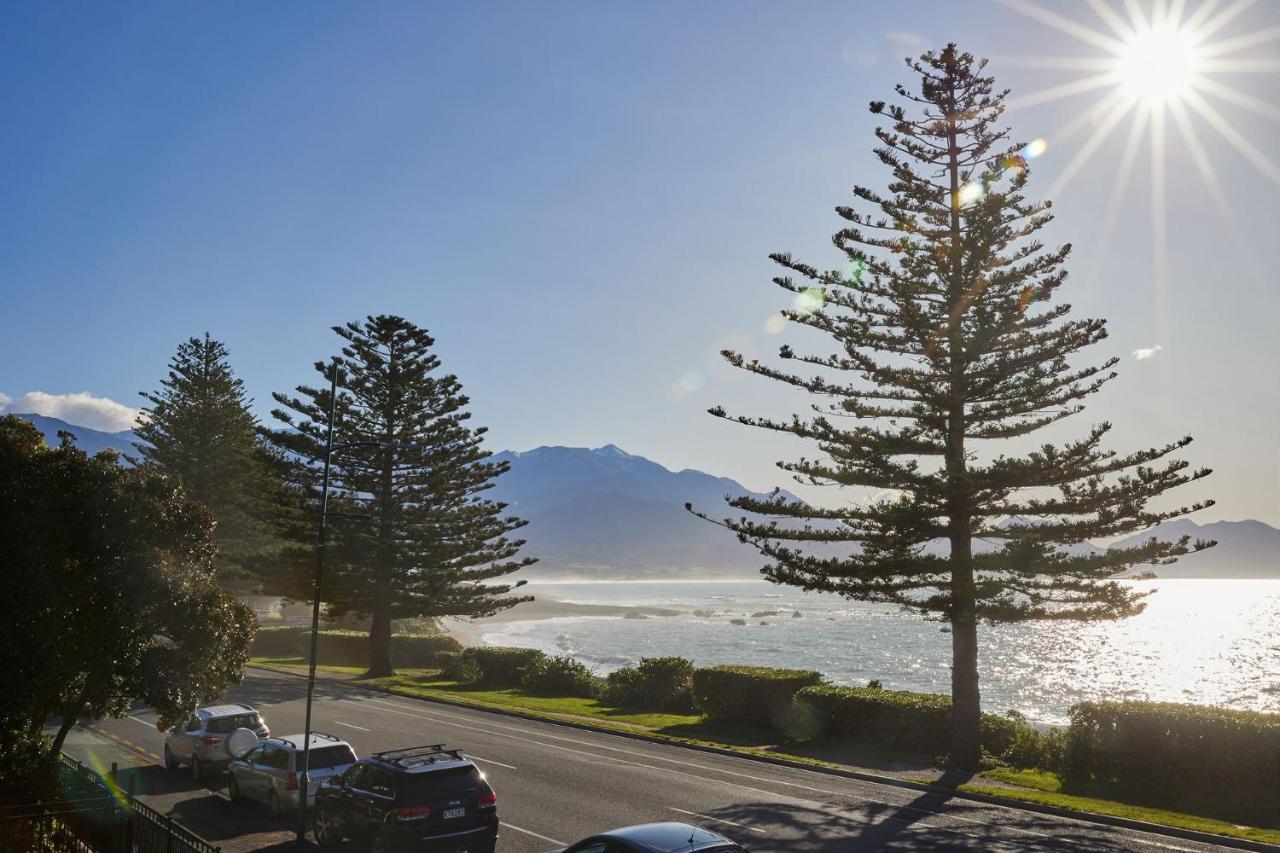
left=344, top=764, right=369, bottom=789
left=261, top=747, right=290, bottom=770
left=397, top=766, right=481, bottom=805
left=241, top=746, right=263, bottom=763
left=184, top=717, right=202, bottom=732
left=206, top=713, right=262, bottom=734
left=304, top=744, right=356, bottom=770
left=367, top=767, right=393, bottom=797
left=567, top=842, right=610, bottom=853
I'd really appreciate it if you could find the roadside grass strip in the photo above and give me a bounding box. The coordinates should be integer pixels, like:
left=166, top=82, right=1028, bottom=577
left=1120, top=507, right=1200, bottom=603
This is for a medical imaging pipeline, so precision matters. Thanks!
left=248, top=659, right=1280, bottom=847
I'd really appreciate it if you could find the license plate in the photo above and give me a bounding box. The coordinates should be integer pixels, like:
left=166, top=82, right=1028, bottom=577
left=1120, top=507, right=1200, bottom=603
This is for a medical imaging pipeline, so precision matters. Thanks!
left=443, top=807, right=465, bottom=819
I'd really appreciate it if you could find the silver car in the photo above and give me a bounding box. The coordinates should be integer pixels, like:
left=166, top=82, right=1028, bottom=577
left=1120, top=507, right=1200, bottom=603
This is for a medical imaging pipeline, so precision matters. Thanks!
left=163, top=703, right=270, bottom=783
left=227, top=732, right=357, bottom=816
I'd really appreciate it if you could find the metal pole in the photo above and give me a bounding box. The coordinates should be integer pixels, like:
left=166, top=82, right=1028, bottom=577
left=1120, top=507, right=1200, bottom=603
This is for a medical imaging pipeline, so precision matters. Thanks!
left=297, top=357, right=339, bottom=846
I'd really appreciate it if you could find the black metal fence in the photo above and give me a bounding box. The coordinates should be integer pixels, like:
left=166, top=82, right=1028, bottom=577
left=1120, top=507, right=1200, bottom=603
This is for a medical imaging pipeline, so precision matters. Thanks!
left=0, top=754, right=220, bottom=853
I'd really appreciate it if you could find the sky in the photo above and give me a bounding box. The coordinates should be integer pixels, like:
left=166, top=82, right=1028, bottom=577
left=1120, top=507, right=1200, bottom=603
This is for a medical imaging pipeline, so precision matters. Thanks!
left=1, top=1, right=1276, bottom=525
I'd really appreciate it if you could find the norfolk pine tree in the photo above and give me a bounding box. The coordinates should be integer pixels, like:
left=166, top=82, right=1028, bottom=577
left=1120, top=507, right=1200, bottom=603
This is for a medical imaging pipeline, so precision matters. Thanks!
left=134, top=333, right=280, bottom=585
left=267, top=316, right=534, bottom=677
left=692, top=47, right=1213, bottom=768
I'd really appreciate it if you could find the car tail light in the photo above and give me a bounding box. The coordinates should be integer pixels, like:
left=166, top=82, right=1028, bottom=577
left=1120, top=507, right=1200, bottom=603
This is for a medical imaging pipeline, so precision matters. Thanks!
left=285, top=772, right=298, bottom=791
left=260, top=726, right=270, bottom=737
left=395, top=805, right=431, bottom=820
left=202, top=736, right=223, bottom=746
left=478, top=789, right=497, bottom=807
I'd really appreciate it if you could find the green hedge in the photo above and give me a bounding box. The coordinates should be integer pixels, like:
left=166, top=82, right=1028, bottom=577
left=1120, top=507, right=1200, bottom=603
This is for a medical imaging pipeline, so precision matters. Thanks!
left=251, top=626, right=308, bottom=658
left=795, top=685, right=1042, bottom=761
left=692, top=665, right=823, bottom=728
left=462, top=646, right=548, bottom=688
left=603, top=657, right=695, bottom=712
left=258, top=630, right=462, bottom=669
left=1065, top=701, right=1280, bottom=825
left=520, top=655, right=599, bottom=697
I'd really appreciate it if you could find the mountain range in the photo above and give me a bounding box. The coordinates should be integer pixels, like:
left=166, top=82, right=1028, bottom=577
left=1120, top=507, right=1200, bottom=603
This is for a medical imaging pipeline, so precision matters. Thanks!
left=13, top=413, right=1278, bottom=579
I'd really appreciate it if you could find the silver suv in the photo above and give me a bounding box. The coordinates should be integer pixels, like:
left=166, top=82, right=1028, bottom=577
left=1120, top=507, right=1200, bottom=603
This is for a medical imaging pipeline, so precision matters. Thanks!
left=163, top=703, right=270, bottom=782
left=227, top=732, right=357, bottom=816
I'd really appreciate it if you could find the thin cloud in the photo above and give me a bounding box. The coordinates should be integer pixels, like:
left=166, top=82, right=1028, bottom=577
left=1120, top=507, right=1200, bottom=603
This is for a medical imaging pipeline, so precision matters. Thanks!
left=0, top=391, right=142, bottom=432
left=1131, top=345, right=1164, bottom=361
left=885, top=31, right=926, bottom=52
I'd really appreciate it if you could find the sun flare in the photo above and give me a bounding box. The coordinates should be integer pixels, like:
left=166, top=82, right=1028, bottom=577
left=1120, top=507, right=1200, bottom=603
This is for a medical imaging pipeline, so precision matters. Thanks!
left=1117, top=25, right=1201, bottom=103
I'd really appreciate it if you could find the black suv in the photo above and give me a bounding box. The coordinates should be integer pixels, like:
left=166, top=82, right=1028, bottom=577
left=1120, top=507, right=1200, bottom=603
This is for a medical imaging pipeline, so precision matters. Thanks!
left=312, top=744, right=499, bottom=853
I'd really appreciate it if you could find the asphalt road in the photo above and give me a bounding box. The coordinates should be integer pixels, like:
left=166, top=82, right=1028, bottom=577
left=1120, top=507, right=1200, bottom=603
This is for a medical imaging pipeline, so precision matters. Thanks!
left=59, top=668, right=1248, bottom=853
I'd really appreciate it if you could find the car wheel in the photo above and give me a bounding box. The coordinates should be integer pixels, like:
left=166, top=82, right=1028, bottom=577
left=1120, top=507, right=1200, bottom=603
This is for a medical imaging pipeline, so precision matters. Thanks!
left=163, top=745, right=178, bottom=771
left=190, top=754, right=202, bottom=784
left=313, top=809, right=341, bottom=846
left=268, top=790, right=284, bottom=818
left=227, top=773, right=241, bottom=803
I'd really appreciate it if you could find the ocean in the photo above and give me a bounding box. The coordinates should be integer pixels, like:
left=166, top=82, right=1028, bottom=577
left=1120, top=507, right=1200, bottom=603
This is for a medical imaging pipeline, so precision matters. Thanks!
left=482, top=579, right=1280, bottom=726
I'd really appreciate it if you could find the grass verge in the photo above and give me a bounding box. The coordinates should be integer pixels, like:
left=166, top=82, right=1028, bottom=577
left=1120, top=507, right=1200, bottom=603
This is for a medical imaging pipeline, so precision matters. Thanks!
left=249, top=658, right=1280, bottom=846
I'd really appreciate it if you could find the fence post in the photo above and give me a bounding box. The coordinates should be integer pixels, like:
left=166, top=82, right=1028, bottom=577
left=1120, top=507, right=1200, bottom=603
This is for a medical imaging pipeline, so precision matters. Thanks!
left=166, top=813, right=175, bottom=853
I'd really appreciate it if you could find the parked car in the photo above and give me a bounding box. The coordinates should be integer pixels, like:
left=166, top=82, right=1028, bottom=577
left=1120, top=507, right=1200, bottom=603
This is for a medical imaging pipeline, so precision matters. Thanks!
left=163, top=703, right=270, bottom=783
left=548, top=823, right=747, bottom=853
left=312, top=744, right=499, bottom=853
left=228, top=732, right=357, bottom=816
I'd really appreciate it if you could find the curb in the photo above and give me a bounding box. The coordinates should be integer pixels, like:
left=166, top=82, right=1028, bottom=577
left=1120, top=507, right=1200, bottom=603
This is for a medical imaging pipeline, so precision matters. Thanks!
left=247, top=664, right=1278, bottom=852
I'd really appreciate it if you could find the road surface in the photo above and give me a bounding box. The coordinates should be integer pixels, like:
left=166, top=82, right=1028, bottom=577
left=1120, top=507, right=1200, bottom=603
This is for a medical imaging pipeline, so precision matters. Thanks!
left=60, top=667, right=1251, bottom=853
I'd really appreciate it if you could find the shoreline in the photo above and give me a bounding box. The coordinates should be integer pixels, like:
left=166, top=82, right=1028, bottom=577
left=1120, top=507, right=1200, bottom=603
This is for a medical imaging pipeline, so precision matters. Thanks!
left=442, top=597, right=682, bottom=647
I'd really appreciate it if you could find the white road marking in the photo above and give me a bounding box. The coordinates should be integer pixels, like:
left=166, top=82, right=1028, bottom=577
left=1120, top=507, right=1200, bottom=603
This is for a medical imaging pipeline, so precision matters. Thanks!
left=127, top=715, right=156, bottom=729
left=333, top=720, right=370, bottom=732
left=503, top=822, right=565, bottom=846
left=669, top=806, right=768, bottom=835
left=465, top=754, right=517, bottom=770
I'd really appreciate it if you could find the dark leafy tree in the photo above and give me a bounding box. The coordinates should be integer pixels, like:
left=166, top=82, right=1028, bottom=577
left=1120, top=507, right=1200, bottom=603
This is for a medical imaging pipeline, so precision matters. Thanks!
left=134, top=333, right=280, bottom=585
left=267, top=316, right=534, bottom=677
left=690, top=46, right=1213, bottom=768
left=0, top=415, right=255, bottom=750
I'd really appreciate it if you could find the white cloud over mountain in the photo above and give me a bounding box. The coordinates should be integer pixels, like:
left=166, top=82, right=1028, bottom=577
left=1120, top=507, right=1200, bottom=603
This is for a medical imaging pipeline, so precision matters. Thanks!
left=1132, top=345, right=1163, bottom=360
left=0, top=391, right=141, bottom=432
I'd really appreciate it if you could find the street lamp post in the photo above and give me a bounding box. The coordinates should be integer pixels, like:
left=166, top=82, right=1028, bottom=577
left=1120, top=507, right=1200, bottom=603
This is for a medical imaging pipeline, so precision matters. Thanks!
left=297, top=358, right=339, bottom=846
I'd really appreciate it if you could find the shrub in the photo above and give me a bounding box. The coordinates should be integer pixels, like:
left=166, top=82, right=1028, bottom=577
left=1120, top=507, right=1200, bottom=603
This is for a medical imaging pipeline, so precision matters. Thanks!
left=1064, top=701, right=1280, bottom=825
left=465, top=646, right=548, bottom=688
left=795, top=685, right=1040, bottom=761
left=250, top=626, right=307, bottom=658
left=603, top=657, right=695, bottom=712
left=692, top=665, right=823, bottom=729
left=391, top=634, right=462, bottom=668
left=437, top=651, right=480, bottom=683
left=520, top=655, right=599, bottom=697
left=309, top=630, right=370, bottom=667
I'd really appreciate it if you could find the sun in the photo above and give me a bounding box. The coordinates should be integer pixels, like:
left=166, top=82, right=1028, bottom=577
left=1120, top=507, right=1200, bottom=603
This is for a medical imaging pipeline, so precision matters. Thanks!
left=1117, top=24, right=1201, bottom=103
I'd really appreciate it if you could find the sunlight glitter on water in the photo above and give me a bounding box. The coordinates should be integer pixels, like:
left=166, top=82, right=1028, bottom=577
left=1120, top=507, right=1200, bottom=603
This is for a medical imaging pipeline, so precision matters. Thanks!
left=483, top=579, right=1280, bottom=726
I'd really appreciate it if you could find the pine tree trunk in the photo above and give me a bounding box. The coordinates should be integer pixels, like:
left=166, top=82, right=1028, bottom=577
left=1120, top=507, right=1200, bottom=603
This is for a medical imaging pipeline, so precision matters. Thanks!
left=949, top=563, right=982, bottom=770
left=368, top=599, right=393, bottom=677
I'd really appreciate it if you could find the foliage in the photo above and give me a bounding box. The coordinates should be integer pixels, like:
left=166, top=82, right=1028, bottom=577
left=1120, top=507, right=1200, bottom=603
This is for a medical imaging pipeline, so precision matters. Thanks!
left=602, top=657, right=695, bottom=712
left=251, top=626, right=308, bottom=658
left=133, top=333, right=281, bottom=585
left=520, top=654, right=599, bottom=698
left=462, top=646, right=548, bottom=688
left=795, top=685, right=1043, bottom=761
left=1064, top=701, right=1280, bottom=825
left=266, top=316, right=534, bottom=676
left=0, top=415, right=255, bottom=741
left=691, top=665, right=823, bottom=728
left=438, top=651, right=480, bottom=683
left=689, top=44, right=1212, bottom=768
left=291, top=629, right=462, bottom=669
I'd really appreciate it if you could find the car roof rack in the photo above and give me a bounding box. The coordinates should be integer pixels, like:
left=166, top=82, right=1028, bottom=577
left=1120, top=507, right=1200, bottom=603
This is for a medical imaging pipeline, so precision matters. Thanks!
left=372, top=744, right=466, bottom=767
left=264, top=732, right=342, bottom=750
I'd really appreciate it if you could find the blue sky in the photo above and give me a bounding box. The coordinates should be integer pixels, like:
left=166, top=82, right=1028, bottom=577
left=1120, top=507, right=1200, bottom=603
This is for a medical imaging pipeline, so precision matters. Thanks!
left=1, top=1, right=1276, bottom=524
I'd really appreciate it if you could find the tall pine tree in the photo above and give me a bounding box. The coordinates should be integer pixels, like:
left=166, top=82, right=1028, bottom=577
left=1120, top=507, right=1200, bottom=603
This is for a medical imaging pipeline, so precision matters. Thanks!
left=134, top=333, right=279, bottom=586
left=267, top=315, right=534, bottom=677
left=692, top=46, right=1213, bottom=768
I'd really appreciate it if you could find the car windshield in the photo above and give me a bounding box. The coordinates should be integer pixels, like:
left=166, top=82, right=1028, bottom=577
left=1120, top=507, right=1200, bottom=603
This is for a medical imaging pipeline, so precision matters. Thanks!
left=206, top=713, right=262, bottom=733
left=305, top=744, right=356, bottom=769
left=398, top=766, right=481, bottom=804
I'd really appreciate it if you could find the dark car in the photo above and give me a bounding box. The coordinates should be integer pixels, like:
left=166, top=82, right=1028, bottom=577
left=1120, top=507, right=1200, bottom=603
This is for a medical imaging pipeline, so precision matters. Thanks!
left=549, top=823, right=746, bottom=853
left=312, top=744, right=499, bottom=853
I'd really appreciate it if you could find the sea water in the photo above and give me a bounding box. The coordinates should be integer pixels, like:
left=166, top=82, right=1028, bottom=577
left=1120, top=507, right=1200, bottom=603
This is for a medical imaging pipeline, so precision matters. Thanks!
left=481, top=579, right=1280, bottom=725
